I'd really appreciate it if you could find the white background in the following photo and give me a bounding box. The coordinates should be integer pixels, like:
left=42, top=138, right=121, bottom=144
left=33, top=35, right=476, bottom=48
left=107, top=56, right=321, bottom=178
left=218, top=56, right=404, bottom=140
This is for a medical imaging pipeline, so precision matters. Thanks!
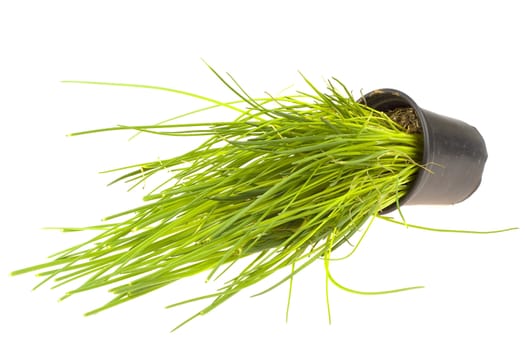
left=1, top=1, right=523, bottom=349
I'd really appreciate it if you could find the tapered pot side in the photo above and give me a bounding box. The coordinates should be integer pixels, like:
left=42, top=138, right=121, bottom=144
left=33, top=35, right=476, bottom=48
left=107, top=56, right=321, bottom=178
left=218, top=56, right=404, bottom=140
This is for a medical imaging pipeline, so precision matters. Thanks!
left=358, top=89, right=488, bottom=214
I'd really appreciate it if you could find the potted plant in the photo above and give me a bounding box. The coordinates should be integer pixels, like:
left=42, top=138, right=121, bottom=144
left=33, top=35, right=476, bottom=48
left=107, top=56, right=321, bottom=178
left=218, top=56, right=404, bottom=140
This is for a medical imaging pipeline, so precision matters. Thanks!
left=12, top=68, right=501, bottom=331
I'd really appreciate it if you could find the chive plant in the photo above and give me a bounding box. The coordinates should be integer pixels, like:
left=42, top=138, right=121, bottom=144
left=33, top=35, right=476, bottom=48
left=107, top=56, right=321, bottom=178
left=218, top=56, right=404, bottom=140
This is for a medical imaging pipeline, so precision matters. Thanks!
left=13, top=68, right=508, bottom=331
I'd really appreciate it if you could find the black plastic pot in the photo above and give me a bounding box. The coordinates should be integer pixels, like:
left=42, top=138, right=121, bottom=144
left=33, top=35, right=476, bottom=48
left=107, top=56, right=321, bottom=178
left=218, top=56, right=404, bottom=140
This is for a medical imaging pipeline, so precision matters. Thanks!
left=358, top=89, right=487, bottom=214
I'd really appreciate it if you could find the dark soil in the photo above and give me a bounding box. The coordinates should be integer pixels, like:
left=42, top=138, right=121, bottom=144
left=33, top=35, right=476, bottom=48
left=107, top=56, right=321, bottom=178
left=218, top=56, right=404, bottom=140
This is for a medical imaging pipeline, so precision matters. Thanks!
left=385, top=107, right=422, bottom=134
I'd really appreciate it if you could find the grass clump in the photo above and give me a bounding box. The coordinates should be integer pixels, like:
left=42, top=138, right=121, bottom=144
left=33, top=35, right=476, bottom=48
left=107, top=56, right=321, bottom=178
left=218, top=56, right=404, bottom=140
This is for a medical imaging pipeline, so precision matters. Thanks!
left=13, top=69, right=427, bottom=330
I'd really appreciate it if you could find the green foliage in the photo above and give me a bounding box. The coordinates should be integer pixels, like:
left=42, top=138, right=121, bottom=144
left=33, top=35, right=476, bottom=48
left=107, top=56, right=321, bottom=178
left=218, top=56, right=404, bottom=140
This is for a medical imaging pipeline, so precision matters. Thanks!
left=13, top=70, right=426, bottom=330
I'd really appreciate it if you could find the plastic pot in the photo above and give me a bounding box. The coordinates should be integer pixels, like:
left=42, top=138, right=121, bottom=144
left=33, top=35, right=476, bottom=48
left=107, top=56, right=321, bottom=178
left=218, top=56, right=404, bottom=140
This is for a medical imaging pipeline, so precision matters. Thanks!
left=358, top=89, right=487, bottom=214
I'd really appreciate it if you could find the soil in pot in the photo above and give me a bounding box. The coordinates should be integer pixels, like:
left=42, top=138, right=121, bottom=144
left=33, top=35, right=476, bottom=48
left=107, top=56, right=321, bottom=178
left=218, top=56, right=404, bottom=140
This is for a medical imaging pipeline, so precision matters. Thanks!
left=385, top=107, right=422, bottom=134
